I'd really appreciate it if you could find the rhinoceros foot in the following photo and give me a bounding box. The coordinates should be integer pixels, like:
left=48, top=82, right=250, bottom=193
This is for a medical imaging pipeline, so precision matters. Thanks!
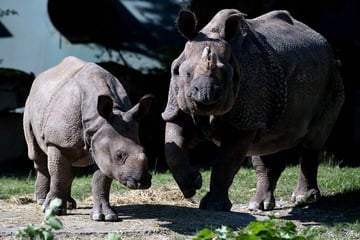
left=41, top=197, right=67, bottom=216
left=180, top=172, right=202, bottom=198
left=66, top=197, right=77, bottom=210
left=91, top=212, right=118, bottom=222
left=291, top=188, right=320, bottom=204
left=91, top=205, right=118, bottom=222
left=248, top=192, right=276, bottom=211
left=199, top=192, right=232, bottom=211
left=39, top=197, right=76, bottom=211
left=42, top=204, right=67, bottom=215
left=248, top=201, right=275, bottom=211
left=37, top=198, right=45, bottom=205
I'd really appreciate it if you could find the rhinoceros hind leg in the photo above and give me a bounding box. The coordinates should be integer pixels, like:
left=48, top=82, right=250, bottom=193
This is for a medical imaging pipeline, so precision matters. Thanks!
left=34, top=154, right=50, bottom=205
left=35, top=170, right=49, bottom=205
left=249, top=152, right=288, bottom=211
left=41, top=146, right=76, bottom=215
left=291, top=148, right=321, bottom=204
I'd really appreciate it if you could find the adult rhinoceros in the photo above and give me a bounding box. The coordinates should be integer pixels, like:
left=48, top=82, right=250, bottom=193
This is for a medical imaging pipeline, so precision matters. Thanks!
left=23, top=56, right=153, bottom=221
left=162, top=9, right=344, bottom=211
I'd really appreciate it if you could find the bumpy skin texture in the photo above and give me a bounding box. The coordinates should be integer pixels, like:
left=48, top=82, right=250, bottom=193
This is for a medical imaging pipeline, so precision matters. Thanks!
left=23, top=56, right=153, bottom=221
left=162, top=9, right=345, bottom=211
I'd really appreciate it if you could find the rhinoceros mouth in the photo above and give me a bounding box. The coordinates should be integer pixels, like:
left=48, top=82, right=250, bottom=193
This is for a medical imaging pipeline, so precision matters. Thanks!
left=189, top=100, right=229, bottom=116
left=122, top=174, right=152, bottom=190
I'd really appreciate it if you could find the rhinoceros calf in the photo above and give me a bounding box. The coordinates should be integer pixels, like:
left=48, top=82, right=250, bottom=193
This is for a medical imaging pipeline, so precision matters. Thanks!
left=162, top=9, right=344, bottom=211
left=23, top=56, right=153, bottom=221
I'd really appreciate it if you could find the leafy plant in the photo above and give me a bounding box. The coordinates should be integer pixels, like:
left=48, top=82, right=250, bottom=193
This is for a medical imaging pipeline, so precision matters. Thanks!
left=12, top=198, right=63, bottom=240
left=106, top=233, right=122, bottom=240
left=194, top=216, right=318, bottom=240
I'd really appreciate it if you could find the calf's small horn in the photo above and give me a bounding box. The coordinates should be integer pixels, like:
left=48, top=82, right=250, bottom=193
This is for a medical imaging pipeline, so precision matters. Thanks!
left=201, top=47, right=217, bottom=70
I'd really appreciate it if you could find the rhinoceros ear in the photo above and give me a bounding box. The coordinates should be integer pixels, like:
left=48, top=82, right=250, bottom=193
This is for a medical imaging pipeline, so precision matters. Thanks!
left=97, top=95, right=113, bottom=121
left=223, top=12, right=247, bottom=41
left=126, top=94, right=154, bottom=121
left=176, top=9, right=198, bottom=40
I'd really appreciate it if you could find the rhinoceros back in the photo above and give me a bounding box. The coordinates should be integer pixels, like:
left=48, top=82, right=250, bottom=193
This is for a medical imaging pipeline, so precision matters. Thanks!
left=24, top=56, right=131, bottom=155
left=226, top=10, right=341, bottom=131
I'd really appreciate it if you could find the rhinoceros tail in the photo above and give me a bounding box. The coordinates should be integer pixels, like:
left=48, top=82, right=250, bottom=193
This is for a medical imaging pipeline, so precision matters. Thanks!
left=23, top=122, right=35, bottom=160
left=23, top=110, right=42, bottom=161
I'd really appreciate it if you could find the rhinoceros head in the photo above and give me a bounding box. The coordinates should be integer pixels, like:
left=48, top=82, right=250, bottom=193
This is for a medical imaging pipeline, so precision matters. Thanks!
left=163, top=9, right=245, bottom=119
left=89, top=94, right=153, bottom=189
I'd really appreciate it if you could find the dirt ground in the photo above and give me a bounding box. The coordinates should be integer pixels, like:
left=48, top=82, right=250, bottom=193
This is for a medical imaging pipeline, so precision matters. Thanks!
left=0, top=183, right=359, bottom=240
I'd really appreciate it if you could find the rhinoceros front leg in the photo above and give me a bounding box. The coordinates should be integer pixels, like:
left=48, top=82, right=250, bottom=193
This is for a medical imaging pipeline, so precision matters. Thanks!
left=91, top=169, right=117, bottom=221
left=249, top=153, right=287, bottom=211
left=42, top=146, right=76, bottom=215
left=164, top=122, right=202, bottom=198
left=291, top=148, right=321, bottom=203
left=200, top=130, right=256, bottom=211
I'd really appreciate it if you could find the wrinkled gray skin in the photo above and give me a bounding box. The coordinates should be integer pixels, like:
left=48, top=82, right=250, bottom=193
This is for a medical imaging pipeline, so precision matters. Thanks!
left=162, top=9, right=344, bottom=211
left=23, top=56, right=153, bottom=221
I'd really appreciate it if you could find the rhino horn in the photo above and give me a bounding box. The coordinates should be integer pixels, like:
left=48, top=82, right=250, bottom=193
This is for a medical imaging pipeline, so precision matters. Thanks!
left=201, top=46, right=217, bottom=70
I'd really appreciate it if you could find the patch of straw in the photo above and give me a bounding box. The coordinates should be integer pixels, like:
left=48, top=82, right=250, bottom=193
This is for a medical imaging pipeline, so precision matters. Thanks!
left=7, top=195, right=35, bottom=205
left=83, top=183, right=198, bottom=207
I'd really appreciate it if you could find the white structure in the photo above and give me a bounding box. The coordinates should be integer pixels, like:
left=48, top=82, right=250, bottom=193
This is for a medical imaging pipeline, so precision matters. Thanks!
left=0, top=0, right=163, bottom=76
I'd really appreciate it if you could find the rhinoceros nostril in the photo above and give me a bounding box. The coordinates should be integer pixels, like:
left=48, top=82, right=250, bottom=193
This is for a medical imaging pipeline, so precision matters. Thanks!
left=190, top=86, right=204, bottom=102
left=190, top=84, right=223, bottom=105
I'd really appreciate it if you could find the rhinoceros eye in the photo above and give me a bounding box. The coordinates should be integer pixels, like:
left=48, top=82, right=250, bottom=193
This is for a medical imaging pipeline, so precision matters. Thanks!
left=179, top=64, right=192, bottom=80
left=115, top=150, right=126, bottom=165
left=186, top=71, right=191, bottom=78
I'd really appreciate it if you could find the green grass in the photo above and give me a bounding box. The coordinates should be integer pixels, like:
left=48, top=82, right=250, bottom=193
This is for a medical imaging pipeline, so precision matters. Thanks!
left=1, top=163, right=359, bottom=239
left=0, top=174, right=35, bottom=199
left=192, top=164, right=360, bottom=205
left=1, top=163, right=359, bottom=205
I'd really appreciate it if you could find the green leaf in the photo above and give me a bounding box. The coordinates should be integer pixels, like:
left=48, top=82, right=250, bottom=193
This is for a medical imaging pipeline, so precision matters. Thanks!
left=47, top=217, right=63, bottom=230
left=246, top=221, right=270, bottom=235
left=40, top=231, right=54, bottom=240
left=107, top=233, right=122, bottom=240
left=49, top=198, right=62, bottom=209
left=193, top=228, right=217, bottom=240
left=281, top=221, right=297, bottom=234
left=24, top=224, right=38, bottom=234
left=215, top=226, right=233, bottom=239
left=45, top=208, right=55, bottom=220
left=235, top=232, right=257, bottom=240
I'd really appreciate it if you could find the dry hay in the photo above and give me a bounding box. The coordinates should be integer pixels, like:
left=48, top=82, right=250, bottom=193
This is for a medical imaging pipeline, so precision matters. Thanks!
left=1, top=195, right=37, bottom=215
left=84, top=183, right=197, bottom=207
left=6, top=195, right=35, bottom=205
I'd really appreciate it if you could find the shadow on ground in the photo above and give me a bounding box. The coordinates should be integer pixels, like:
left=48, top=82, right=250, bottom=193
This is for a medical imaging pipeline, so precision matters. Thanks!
left=113, top=204, right=257, bottom=235
left=283, top=189, right=360, bottom=226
